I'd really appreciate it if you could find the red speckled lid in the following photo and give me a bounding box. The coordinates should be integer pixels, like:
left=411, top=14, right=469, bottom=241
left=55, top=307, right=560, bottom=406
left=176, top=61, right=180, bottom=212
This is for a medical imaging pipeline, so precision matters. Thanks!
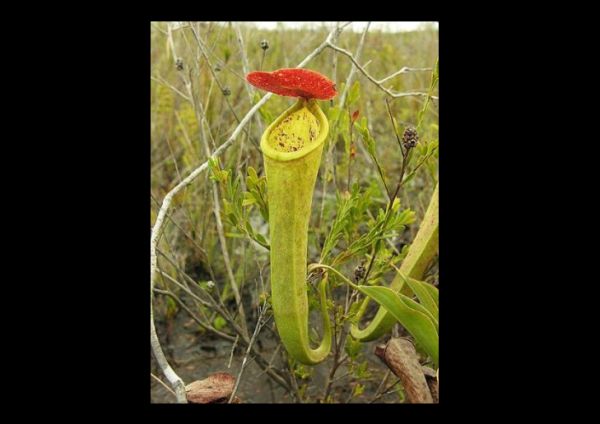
left=246, top=68, right=337, bottom=100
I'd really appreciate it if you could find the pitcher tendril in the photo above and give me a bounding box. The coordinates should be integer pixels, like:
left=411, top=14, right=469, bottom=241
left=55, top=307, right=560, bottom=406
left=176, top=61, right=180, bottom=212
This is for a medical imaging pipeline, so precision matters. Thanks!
left=247, top=68, right=336, bottom=365
left=350, top=183, right=439, bottom=342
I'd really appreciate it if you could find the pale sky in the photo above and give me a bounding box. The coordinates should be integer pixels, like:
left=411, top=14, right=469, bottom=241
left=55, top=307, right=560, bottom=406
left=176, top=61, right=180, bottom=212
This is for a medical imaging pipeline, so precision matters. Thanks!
left=244, top=22, right=438, bottom=33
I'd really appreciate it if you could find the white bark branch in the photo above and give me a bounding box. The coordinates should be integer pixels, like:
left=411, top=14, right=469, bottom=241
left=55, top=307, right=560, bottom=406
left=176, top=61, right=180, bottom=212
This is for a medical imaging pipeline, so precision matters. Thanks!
left=378, top=66, right=432, bottom=84
left=339, top=21, right=370, bottom=106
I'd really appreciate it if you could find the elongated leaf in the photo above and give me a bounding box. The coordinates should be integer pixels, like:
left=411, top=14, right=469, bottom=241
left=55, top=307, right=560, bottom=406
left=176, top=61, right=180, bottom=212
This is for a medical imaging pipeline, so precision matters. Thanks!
left=347, top=81, right=361, bottom=106
left=396, top=291, right=438, bottom=328
left=396, top=272, right=438, bottom=321
left=355, top=285, right=438, bottom=365
left=422, top=280, right=439, bottom=306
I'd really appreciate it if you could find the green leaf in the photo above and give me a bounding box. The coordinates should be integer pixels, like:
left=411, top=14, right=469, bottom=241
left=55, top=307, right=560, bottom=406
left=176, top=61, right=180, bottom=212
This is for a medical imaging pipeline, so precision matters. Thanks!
left=345, top=335, right=363, bottom=360
left=242, top=192, right=257, bottom=206
left=397, top=273, right=438, bottom=321
left=347, top=81, right=361, bottom=107
left=227, top=212, right=238, bottom=226
left=355, top=285, right=438, bottom=366
left=327, top=105, right=342, bottom=124
left=253, top=233, right=269, bottom=249
left=213, top=315, right=227, bottom=330
left=396, top=291, right=438, bottom=327
left=247, top=166, right=259, bottom=184
left=352, top=383, right=365, bottom=397
left=354, top=119, right=377, bottom=159
left=422, top=280, right=439, bottom=306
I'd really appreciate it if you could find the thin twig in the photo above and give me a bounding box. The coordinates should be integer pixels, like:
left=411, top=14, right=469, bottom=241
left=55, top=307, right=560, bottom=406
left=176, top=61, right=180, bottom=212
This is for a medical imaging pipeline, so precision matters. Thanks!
left=157, top=255, right=293, bottom=392
left=378, top=67, right=432, bottom=84
left=150, top=76, right=191, bottom=102
left=228, top=304, right=270, bottom=403
left=339, top=22, right=370, bottom=107
left=187, top=74, right=250, bottom=339
left=234, top=23, right=264, bottom=134
left=151, top=372, right=177, bottom=398
left=369, top=378, right=402, bottom=403
left=153, top=288, right=236, bottom=342
left=325, top=43, right=438, bottom=100
left=228, top=335, right=240, bottom=368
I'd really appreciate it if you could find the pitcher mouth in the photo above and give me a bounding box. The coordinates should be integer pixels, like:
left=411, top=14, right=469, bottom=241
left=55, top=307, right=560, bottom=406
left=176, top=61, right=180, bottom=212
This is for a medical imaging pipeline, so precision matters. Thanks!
left=260, top=99, right=329, bottom=162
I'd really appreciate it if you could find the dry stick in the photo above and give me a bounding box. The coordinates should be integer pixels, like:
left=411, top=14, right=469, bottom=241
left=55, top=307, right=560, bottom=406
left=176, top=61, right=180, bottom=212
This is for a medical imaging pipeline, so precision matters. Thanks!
left=153, top=288, right=236, bottom=342
left=232, top=24, right=253, bottom=168
left=325, top=43, right=437, bottom=100
left=375, top=338, right=433, bottom=403
left=232, top=27, right=264, bottom=176
left=228, top=305, right=270, bottom=403
left=189, top=24, right=261, bottom=151
left=150, top=27, right=346, bottom=401
left=150, top=76, right=191, bottom=102
left=227, top=335, right=239, bottom=369
left=338, top=22, right=371, bottom=107
left=191, top=23, right=246, bottom=83
left=317, top=22, right=344, bottom=229
left=191, top=84, right=250, bottom=339
left=150, top=194, right=214, bottom=278
left=322, top=278, right=355, bottom=401
left=172, top=22, right=250, bottom=337
left=369, top=378, right=402, bottom=404
left=151, top=372, right=177, bottom=398
left=150, top=305, right=187, bottom=402
left=379, top=66, right=433, bottom=84
left=234, top=23, right=265, bottom=134
left=332, top=22, right=340, bottom=86
left=370, top=369, right=391, bottom=402
left=158, top=256, right=293, bottom=392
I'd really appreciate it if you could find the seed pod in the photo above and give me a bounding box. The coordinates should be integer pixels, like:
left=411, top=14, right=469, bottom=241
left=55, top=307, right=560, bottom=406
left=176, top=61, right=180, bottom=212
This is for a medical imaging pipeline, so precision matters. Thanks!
left=222, top=87, right=231, bottom=96
left=260, top=39, right=269, bottom=50
left=175, top=58, right=184, bottom=71
left=354, top=264, right=366, bottom=282
left=402, top=127, right=419, bottom=149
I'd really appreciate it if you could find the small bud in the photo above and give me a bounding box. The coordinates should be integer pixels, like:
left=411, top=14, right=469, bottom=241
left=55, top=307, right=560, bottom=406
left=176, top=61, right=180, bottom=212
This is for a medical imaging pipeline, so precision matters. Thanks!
left=260, top=39, right=269, bottom=50
left=402, top=127, right=419, bottom=149
left=175, top=58, right=184, bottom=71
left=351, top=110, right=360, bottom=123
left=222, top=87, right=231, bottom=96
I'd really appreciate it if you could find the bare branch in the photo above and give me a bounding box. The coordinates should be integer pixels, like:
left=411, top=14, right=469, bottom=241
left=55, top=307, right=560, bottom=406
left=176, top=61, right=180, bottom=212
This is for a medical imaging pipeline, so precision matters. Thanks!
left=378, top=67, right=432, bottom=84
left=151, top=373, right=177, bottom=398
left=228, top=303, right=270, bottom=403
left=150, top=76, right=191, bottom=103
left=339, top=21, right=371, bottom=106
left=326, top=43, right=438, bottom=100
left=375, top=338, right=434, bottom=403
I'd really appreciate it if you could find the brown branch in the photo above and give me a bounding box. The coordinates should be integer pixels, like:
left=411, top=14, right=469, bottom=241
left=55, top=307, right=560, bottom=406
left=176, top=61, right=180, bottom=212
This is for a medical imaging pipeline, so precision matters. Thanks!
left=375, top=338, right=435, bottom=403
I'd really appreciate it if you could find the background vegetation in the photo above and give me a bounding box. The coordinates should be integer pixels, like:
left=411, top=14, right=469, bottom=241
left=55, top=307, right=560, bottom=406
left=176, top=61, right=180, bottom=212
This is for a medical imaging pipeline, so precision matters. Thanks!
left=150, top=21, right=438, bottom=403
